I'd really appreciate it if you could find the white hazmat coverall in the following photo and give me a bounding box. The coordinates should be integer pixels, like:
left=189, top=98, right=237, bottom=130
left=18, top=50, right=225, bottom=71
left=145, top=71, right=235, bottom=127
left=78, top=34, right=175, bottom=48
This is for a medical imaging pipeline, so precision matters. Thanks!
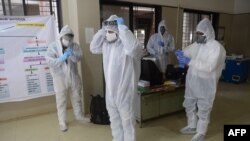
left=182, top=18, right=226, bottom=137
left=90, top=15, right=143, bottom=141
left=46, top=25, right=84, bottom=130
left=147, top=20, right=175, bottom=74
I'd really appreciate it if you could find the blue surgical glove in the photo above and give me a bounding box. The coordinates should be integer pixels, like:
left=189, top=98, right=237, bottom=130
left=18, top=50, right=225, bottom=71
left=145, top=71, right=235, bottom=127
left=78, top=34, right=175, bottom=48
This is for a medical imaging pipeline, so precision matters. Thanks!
left=65, top=48, right=73, bottom=56
left=175, top=49, right=190, bottom=67
left=158, top=41, right=165, bottom=47
left=175, top=49, right=184, bottom=57
left=179, top=56, right=190, bottom=65
left=59, top=52, right=69, bottom=62
left=176, top=55, right=184, bottom=64
left=176, top=50, right=184, bottom=62
left=115, top=17, right=124, bottom=25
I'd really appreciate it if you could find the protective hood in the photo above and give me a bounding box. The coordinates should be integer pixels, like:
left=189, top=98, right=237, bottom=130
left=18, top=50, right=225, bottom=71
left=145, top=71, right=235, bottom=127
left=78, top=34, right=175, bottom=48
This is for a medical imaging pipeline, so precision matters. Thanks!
left=158, top=20, right=167, bottom=37
left=59, top=25, right=74, bottom=39
left=103, top=15, right=119, bottom=33
left=196, top=18, right=215, bottom=41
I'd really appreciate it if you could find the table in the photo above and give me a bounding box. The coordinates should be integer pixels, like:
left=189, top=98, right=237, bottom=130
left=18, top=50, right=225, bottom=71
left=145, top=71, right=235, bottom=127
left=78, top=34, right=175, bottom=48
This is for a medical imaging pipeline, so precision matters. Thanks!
left=135, top=86, right=185, bottom=127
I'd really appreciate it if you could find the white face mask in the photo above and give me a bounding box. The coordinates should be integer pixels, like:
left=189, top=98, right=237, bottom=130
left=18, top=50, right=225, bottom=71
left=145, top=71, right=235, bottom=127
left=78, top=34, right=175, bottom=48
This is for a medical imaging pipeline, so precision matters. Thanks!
left=106, top=32, right=117, bottom=42
left=62, top=39, right=72, bottom=47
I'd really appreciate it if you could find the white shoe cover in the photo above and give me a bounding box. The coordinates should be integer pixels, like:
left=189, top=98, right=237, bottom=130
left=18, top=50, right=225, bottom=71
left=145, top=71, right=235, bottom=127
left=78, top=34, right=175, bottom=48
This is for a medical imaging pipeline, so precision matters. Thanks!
left=59, top=123, right=68, bottom=132
left=180, top=126, right=196, bottom=134
left=191, top=133, right=205, bottom=141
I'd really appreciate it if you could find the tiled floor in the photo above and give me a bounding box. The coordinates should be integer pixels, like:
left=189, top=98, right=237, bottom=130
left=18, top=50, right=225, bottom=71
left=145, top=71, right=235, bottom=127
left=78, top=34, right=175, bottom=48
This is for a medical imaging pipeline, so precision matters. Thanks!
left=0, top=82, right=250, bottom=141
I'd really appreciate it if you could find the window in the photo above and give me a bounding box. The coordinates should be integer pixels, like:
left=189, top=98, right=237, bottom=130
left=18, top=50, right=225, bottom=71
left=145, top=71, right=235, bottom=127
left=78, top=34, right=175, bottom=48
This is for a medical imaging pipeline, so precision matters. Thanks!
left=133, top=6, right=155, bottom=48
left=182, top=9, right=218, bottom=48
left=0, top=0, right=62, bottom=28
left=101, top=5, right=130, bottom=26
left=100, top=1, right=161, bottom=48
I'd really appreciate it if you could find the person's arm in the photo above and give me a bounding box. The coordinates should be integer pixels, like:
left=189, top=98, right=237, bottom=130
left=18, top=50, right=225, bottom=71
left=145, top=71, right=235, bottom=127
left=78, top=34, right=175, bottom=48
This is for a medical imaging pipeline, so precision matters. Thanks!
left=118, top=25, right=143, bottom=58
left=45, top=43, right=63, bottom=68
left=90, top=29, right=106, bottom=54
left=183, top=43, right=198, bottom=59
left=188, top=45, right=225, bottom=72
left=68, top=43, right=83, bottom=62
left=146, top=35, right=156, bottom=55
left=166, top=35, right=175, bottom=52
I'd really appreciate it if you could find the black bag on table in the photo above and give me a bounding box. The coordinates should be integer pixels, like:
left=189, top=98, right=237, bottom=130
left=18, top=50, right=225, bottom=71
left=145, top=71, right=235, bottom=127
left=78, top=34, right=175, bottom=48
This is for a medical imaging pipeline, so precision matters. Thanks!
left=90, top=95, right=110, bottom=125
left=140, top=59, right=163, bottom=86
left=165, top=64, right=188, bottom=84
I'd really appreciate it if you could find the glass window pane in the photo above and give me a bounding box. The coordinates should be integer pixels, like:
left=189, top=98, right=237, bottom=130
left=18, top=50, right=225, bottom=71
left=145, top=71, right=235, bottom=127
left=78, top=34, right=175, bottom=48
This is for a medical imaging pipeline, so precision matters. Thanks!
left=182, top=11, right=213, bottom=48
left=0, top=0, right=60, bottom=28
left=24, top=0, right=59, bottom=29
left=133, top=6, right=155, bottom=48
left=101, top=5, right=130, bottom=27
left=11, top=1, right=24, bottom=16
left=1, top=0, right=24, bottom=15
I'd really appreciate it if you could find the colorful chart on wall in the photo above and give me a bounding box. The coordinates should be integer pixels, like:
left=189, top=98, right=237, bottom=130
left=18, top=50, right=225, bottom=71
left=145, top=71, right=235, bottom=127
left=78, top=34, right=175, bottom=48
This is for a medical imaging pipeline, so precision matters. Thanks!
left=0, top=16, right=58, bottom=103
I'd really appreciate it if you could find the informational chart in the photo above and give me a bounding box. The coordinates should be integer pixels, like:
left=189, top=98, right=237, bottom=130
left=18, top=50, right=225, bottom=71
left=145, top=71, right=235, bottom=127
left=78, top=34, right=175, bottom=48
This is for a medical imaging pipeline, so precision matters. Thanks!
left=0, top=16, right=58, bottom=103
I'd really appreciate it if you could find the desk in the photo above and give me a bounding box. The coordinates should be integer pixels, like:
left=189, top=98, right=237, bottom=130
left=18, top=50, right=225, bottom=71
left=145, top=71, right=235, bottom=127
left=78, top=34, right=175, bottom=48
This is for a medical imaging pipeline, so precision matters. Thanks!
left=135, top=86, right=185, bottom=127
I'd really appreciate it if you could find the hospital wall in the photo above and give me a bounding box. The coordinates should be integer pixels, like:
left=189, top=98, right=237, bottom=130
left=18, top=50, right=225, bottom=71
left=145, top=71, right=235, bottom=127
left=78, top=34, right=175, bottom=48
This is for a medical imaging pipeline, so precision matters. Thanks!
left=1, top=0, right=250, bottom=122
left=229, top=13, right=250, bottom=80
left=229, top=14, right=250, bottom=57
left=219, top=13, right=250, bottom=81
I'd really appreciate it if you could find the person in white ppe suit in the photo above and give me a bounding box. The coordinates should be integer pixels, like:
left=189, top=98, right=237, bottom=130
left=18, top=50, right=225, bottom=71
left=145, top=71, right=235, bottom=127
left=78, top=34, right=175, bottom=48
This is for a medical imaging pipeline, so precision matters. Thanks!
left=147, top=20, right=175, bottom=78
left=90, top=15, right=143, bottom=141
left=46, top=25, right=87, bottom=132
left=177, top=18, right=226, bottom=141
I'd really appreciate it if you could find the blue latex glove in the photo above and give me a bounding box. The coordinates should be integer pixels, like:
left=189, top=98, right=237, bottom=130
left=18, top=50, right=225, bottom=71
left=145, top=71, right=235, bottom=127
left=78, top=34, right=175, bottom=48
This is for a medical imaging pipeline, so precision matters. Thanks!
left=176, top=55, right=183, bottom=63
left=158, top=41, right=165, bottom=47
left=175, top=49, right=184, bottom=57
left=175, top=49, right=190, bottom=67
left=176, top=50, right=184, bottom=62
left=65, top=48, right=73, bottom=56
left=115, top=17, right=124, bottom=25
left=179, top=56, right=190, bottom=65
left=59, top=52, right=69, bottom=62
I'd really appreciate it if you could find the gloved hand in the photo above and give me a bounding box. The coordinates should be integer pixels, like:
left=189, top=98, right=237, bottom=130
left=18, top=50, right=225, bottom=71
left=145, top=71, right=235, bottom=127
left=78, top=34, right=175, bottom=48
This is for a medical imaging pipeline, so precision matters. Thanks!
left=115, top=17, right=124, bottom=25
left=177, top=57, right=190, bottom=68
left=59, top=52, right=70, bottom=62
left=65, top=48, right=73, bottom=56
left=175, top=49, right=190, bottom=67
left=175, top=49, right=184, bottom=57
left=158, top=41, right=165, bottom=47
left=179, top=56, right=190, bottom=65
